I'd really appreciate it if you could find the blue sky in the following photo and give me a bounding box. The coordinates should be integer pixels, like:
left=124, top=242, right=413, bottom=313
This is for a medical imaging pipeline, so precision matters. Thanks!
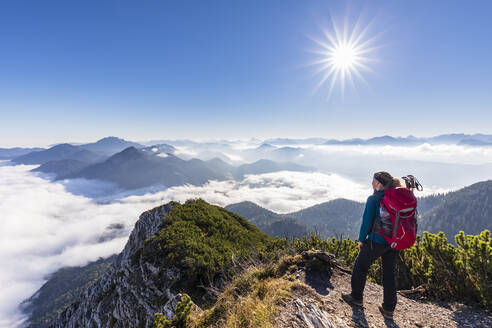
left=0, top=0, right=491, bottom=147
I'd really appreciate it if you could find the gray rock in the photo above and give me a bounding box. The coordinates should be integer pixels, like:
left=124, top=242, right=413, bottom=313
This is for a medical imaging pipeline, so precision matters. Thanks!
left=51, top=202, right=181, bottom=328
left=294, top=298, right=346, bottom=328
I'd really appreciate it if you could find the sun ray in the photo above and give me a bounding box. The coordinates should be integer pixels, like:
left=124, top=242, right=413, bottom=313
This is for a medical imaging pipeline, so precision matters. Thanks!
left=308, top=36, right=334, bottom=52
left=322, top=29, right=338, bottom=51
left=327, top=69, right=340, bottom=100
left=350, top=14, right=378, bottom=48
left=348, top=11, right=364, bottom=45
left=352, top=61, right=373, bottom=73
left=346, top=68, right=358, bottom=97
left=314, top=65, right=338, bottom=94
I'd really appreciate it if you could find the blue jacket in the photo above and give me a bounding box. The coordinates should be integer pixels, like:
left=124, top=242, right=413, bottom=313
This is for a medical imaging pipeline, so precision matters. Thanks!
left=358, top=189, right=388, bottom=244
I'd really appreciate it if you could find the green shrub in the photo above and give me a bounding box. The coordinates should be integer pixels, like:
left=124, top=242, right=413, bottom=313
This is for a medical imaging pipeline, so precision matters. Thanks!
left=153, top=294, right=192, bottom=328
left=142, top=199, right=275, bottom=298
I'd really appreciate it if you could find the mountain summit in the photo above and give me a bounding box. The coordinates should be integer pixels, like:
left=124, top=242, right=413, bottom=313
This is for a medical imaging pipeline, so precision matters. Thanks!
left=12, top=143, right=103, bottom=165
left=11, top=137, right=142, bottom=165
left=51, top=199, right=271, bottom=327
left=62, top=147, right=228, bottom=189
left=78, top=137, right=144, bottom=155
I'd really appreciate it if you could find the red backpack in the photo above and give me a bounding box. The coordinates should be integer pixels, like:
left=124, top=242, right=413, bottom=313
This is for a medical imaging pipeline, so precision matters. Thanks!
left=374, top=187, right=418, bottom=250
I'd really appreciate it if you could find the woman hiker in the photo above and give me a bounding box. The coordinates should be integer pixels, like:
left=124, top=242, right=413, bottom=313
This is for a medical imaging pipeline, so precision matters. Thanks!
left=342, top=171, right=401, bottom=320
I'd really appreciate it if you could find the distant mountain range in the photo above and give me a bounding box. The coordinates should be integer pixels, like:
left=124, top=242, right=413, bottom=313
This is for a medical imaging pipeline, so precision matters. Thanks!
left=6, top=136, right=316, bottom=190
left=420, top=180, right=492, bottom=240
left=323, top=134, right=492, bottom=146
left=11, top=137, right=143, bottom=165
left=32, top=159, right=92, bottom=178
left=226, top=180, right=492, bottom=241
left=61, top=147, right=227, bottom=189
left=6, top=134, right=492, bottom=193
left=5, top=133, right=492, bottom=163
left=262, top=134, right=492, bottom=146
left=284, top=199, right=366, bottom=238
left=12, top=143, right=105, bottom=165
left=0, top=147, right=44, bottom=160
left=18, top=135, right=492, bottom=236
left=225, top=201, right=309, bottom=238
left=76, top=137, right=143, bottom=155
left=226, top=199, right=364, bottom=239
left=230, top=159, right=313, bottom=179
left=38, top=146, right=313, bottom=190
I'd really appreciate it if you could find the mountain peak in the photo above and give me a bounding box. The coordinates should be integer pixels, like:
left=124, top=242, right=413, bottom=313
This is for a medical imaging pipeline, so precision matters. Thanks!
left=50, top=143, right=78, bottom=150
left=51, top=199, right=270, bottom=327
left=206, top=156, right=227, bottom=163
left=94, top=136, right=135, bottom=145
left=257, top=143, right=275, bottom=149
left=109, top=146, right=146, bottom=160
left=79, top=137, right=144, bottom=156
left=12, top=143, right=91, bottom=165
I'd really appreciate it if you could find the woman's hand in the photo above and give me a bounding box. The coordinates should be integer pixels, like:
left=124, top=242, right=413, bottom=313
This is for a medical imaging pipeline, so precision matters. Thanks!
left=358, top=241, right=363, bottom=249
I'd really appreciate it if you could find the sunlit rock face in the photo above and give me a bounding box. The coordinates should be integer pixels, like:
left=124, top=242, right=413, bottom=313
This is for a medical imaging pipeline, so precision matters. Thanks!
left=52, top=203, right=180, bottom=328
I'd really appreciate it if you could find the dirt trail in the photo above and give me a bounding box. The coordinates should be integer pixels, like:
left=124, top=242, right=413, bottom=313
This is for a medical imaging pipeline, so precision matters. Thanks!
left=274, top=254, right=492, bottom=328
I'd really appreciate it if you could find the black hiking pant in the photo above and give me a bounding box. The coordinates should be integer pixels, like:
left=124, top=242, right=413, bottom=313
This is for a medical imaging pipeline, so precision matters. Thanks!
left=350, top=239, right=399, bottom=311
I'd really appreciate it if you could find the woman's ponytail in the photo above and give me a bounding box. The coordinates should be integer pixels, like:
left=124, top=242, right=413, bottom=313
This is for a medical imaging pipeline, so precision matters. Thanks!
left=390, top=177, right=402, bottom=189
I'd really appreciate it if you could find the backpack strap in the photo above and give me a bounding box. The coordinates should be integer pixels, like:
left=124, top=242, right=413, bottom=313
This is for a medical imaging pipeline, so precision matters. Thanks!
left=392, top=207, right=415, bottom=238
left=370, top=192, right=385, bottom=234
left=373, top=191, right=384, bottom=200
left=393, top=211, right=400, bottom=238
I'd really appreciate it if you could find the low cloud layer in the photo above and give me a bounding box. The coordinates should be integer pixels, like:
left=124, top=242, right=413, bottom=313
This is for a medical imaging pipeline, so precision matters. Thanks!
left=174, top=142, right=492, bottom=190
left=311, top=143, right=492, bottom=166
left=123, top=170, right=373, bottom=213
left=0, top=164, right=155, bottom=326
left=174, top=141, right=492, bottom=166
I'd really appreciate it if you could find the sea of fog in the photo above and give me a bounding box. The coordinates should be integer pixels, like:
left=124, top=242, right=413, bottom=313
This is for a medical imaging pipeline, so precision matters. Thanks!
left=1, top=143, right=492, bottom=326
left=174, top=142, right=492, bottom=190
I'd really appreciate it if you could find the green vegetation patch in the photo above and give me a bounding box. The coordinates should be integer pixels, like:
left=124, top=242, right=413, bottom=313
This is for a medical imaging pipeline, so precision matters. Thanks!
left=143, top=199, right=275, bottom=297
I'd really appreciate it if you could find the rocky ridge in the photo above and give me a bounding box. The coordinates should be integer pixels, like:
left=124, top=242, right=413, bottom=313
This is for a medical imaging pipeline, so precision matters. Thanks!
left=52, top=202, right=180, bottom=327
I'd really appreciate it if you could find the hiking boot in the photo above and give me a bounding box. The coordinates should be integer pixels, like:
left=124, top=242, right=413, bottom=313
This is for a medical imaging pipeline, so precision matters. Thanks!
left=378, top=305, right=394, bottom=319
left=341, top=293, right=363, bottom=307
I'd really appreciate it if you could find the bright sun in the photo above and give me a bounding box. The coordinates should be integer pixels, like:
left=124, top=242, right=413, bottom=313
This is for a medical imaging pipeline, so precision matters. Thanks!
left=309, top=17, right=379, bottom=99
left=332, top=43, right=357, bottom=69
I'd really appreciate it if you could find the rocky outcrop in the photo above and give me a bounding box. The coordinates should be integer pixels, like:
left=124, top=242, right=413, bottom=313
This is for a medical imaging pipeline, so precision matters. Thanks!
left=293, top=298, right=343, bottom=328
left=52, top=202, right=179, bottom=328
